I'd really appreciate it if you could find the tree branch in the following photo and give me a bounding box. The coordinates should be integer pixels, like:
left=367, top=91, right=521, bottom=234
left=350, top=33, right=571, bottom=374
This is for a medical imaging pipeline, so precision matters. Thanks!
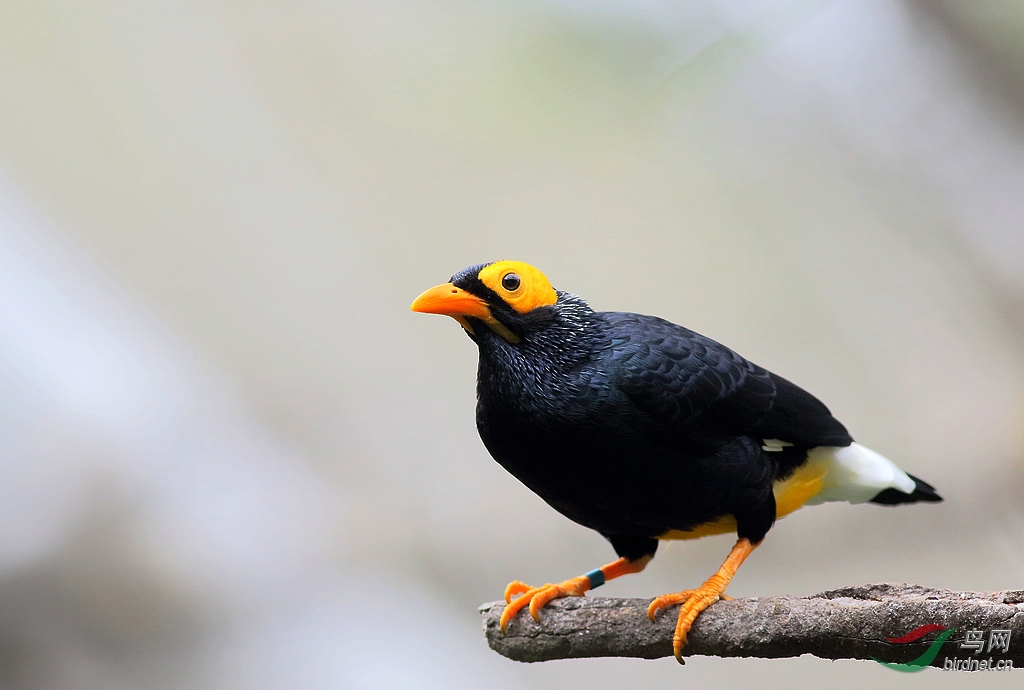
left=480, top=584, right=1024, bottom=667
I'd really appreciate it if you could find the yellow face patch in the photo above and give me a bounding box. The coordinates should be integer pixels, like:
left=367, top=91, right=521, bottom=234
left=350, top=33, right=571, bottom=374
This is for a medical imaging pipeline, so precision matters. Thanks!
left=477, top=261, right=558, bottom=314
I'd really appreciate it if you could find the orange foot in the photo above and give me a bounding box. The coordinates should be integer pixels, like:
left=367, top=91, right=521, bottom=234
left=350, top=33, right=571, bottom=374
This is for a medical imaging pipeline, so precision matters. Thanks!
left=648, top=585, right=723, bottom=663
left=499, top=575, right=590, bottom=633
left=499, top=555, right=653, bottom=634
left=647, top=538, right=757, bottom=664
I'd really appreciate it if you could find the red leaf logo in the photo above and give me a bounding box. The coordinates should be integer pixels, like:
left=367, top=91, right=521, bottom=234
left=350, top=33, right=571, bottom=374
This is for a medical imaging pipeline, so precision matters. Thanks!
left=886, top=624, right=947, bottom=644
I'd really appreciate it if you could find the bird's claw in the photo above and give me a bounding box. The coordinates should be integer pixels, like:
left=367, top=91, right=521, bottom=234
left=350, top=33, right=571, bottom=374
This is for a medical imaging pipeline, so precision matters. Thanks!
left=503, top=580, right=532, bottom=603
left=646, top=589, right=696, bottom=621
left=648, top=585, right=725, bottom=664
left=499, top=576, right=590, bottom=633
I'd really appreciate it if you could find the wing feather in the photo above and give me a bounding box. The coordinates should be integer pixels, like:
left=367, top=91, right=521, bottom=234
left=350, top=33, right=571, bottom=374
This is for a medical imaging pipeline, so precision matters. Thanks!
left=604, top=312, right=851, bottom=454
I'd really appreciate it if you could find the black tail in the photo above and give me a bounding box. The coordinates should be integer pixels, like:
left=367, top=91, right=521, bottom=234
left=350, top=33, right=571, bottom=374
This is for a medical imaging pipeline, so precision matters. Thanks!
left=870, top=474, right=943, bottom=505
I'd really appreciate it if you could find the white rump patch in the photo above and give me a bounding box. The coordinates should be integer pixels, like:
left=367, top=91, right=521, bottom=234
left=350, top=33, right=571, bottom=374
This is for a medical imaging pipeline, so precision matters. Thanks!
left=803, top=443, right=916, bottom=505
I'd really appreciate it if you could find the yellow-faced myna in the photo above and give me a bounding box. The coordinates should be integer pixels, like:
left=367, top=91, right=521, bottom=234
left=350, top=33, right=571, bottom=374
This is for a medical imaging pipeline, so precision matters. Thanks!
left=411, top=260, right=942, bottom=663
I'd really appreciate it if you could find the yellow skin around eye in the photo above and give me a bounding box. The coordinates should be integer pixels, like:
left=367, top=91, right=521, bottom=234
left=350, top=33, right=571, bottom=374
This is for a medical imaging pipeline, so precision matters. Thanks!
left=477, top=261, right=558, bottom=314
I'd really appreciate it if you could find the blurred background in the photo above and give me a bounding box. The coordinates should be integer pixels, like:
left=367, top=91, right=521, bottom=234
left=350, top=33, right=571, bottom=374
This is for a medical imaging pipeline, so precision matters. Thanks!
left=0, top=0, right=1022, bottom=688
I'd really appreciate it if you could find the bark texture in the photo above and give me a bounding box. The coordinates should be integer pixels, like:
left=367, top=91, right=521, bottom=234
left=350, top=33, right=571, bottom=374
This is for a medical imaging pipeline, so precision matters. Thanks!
left=480, top=584, right=1024, bottom=667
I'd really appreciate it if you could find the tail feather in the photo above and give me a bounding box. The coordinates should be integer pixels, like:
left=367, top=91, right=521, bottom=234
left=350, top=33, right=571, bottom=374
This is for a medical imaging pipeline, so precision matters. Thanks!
left=803, top=443, right=941, bottom=507
left=870, top=473, right=943, bottom=505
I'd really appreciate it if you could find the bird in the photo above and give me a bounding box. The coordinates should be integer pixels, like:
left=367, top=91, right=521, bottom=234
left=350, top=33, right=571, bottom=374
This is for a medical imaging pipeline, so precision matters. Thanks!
left=410, top=260, right=942, bottom=663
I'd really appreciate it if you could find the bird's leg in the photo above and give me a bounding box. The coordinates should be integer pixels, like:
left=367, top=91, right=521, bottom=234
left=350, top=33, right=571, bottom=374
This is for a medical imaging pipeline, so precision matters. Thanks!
left=647, top=537, right=757, bottom=663
left=499, top=554, right=652, bottom=633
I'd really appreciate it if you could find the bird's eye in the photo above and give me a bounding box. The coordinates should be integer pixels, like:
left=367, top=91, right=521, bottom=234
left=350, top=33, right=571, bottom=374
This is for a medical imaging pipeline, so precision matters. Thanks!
left=501, top=273, right=521, bottom=291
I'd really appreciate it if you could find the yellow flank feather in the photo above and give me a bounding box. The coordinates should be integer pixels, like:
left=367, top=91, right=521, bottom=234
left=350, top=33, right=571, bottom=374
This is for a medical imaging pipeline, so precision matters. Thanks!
left=772, top=457, right=828, bottom=517
left=659, top=458, right=828, bottom=541
left=660, top=515, right=737, bottom=541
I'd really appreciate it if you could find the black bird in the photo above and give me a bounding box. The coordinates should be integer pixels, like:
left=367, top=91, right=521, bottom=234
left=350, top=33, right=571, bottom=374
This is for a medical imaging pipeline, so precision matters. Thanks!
left=411, top=260, right=941, bottom=662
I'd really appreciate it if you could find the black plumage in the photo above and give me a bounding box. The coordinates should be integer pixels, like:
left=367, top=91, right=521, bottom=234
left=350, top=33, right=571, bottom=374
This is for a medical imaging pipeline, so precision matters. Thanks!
left=413, top=260, right=941, bottom=661
left=463, top=280, right=849, bottom=553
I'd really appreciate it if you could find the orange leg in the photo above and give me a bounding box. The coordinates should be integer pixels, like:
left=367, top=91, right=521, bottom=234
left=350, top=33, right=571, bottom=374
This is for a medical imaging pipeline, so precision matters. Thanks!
left=647, top=538, right=757, bottom=663
left=500, top=554, right=652, bottom=633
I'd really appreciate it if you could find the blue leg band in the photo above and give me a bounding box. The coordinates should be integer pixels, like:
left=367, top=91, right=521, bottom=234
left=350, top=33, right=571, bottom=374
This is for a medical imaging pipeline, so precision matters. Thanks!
left=585, top=568, right=605, bottom=589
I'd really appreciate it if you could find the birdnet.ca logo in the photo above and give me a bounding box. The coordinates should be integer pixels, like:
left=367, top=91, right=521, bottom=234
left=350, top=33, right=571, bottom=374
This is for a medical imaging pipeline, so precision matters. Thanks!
left=873, top=624, right=1013, bottom=672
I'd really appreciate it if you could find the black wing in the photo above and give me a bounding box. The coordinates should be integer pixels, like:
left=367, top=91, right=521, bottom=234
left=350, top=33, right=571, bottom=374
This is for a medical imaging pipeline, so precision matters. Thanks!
left=603, top=312, right=852, bottom=455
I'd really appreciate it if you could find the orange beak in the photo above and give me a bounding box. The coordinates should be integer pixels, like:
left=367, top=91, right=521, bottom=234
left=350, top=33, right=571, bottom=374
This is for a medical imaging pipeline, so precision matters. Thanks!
left=411, top=281, right=521, bottom=343
left=410, top=283, right=493, bottom=320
